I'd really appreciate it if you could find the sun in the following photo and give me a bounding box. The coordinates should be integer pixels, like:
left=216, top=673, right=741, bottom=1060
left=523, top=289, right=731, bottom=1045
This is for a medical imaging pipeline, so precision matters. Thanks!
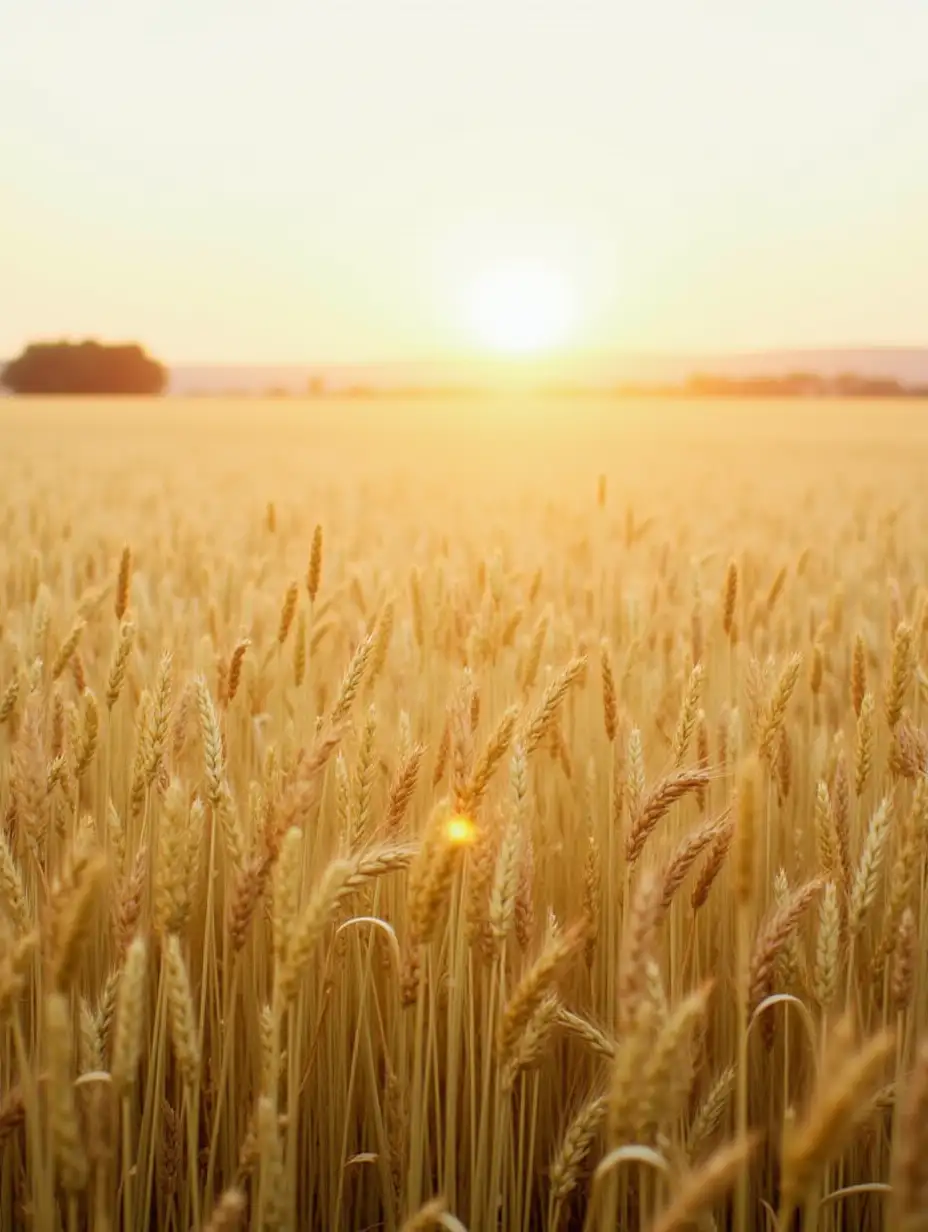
left=465, top=261, right=575, bottom=355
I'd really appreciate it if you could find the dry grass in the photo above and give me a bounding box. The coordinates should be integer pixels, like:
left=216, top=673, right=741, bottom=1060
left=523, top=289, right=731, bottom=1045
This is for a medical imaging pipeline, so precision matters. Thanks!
left=1, top=392, right=928, bottom=1230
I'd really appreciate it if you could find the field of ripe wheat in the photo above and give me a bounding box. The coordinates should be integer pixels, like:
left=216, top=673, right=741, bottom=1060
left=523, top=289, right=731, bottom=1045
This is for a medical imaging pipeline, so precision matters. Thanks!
left=2, top=394, right=928, bottom=1232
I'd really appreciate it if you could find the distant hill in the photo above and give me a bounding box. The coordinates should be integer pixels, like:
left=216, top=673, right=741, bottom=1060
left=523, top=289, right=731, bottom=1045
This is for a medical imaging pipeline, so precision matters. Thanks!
left=166, top=348, right=928, bottom=395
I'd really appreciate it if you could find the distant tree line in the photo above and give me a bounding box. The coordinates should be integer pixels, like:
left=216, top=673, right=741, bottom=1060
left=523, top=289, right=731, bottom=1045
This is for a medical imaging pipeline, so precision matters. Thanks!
left=678, top=372, right=928, bottom=398
left=7, top=344, right=922, bottom=399
left=1, top=340, right=167, bottom=395
left=543, top=372, right=928, bottom=399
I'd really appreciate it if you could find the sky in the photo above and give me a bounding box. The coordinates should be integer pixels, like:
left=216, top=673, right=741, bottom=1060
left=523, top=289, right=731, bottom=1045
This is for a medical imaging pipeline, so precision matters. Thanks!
left=2, top=0, right=928, bottom=365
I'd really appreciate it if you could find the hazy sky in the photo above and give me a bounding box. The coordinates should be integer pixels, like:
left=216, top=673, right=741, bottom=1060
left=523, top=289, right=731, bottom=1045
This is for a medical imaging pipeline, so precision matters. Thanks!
left=2, top=0, right=927, bottom=363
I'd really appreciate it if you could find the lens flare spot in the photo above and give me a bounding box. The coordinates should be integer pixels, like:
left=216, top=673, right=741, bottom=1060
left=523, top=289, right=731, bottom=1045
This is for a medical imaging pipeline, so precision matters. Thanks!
left=445, top=815, right=477, bottom=846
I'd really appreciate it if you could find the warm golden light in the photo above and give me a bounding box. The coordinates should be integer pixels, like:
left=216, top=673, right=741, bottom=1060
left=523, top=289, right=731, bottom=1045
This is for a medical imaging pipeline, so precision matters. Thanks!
left=465, top=262, right=575, bottom=355
left=445, top=815, right=477, bottom=846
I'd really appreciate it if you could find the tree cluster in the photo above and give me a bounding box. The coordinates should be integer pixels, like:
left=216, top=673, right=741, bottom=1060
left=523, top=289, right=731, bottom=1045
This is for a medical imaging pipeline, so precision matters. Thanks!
left=1, top=340, right=167, bottom=395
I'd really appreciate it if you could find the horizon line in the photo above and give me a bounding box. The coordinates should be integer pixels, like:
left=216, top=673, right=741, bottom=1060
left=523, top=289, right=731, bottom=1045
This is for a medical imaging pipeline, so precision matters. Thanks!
left=162, top=342, right=928, bottom=369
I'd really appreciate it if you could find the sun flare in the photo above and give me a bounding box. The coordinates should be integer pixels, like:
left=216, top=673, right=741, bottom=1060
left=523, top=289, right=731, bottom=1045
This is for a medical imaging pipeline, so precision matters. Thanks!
left=465, top=261, right=575, bottom=355
left=445, top=815, right=477, bottom=846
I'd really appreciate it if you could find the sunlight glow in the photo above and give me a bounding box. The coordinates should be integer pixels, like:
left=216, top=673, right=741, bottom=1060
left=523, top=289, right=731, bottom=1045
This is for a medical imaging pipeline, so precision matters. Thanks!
left=445, top=815, right=477, bottom=846
left=465, top=262, right=575, bottom=355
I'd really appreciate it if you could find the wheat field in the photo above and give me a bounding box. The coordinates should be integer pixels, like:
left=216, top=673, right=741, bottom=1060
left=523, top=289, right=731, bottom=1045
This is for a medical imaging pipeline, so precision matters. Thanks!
left=2, top=394, right=928, bottom=1232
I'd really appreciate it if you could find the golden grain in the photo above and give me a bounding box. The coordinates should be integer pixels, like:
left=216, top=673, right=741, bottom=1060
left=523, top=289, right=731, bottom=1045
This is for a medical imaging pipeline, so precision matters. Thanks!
left=2, top=398, right=927, bottom=1230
